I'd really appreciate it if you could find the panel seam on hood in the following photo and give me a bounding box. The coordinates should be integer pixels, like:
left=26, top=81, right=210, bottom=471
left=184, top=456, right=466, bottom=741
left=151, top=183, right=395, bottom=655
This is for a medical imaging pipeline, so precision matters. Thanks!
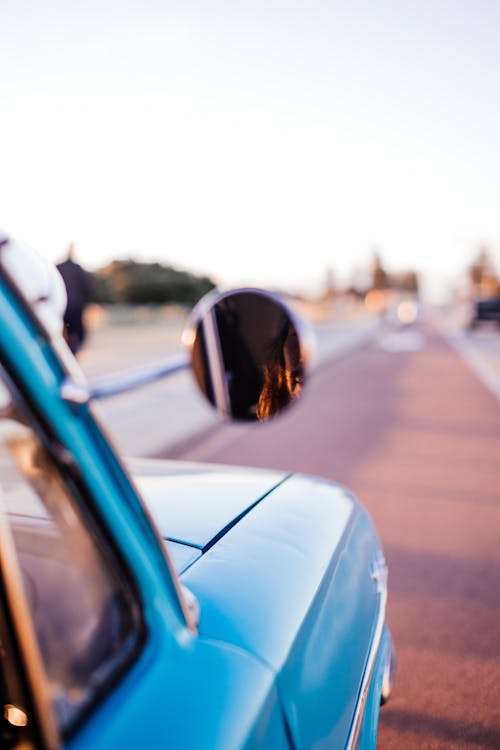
left=201, top=474, right=292, bottom=554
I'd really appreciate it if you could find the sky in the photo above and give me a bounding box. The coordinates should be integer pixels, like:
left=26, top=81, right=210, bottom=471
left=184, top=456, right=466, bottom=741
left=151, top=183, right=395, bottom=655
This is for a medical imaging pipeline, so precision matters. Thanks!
left=1, top=0, right=500, bottom=299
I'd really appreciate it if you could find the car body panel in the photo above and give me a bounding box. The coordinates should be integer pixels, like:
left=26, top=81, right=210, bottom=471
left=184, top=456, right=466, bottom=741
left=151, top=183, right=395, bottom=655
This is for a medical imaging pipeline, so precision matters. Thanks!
left=180, top=476, right=382, bottom=749
left=181, top=475, right=355, bottom=668
left=276, top=509, right=382, bottom=749
left=129, top=465, right=386, bottom=750
left=67, top=635, right=292, bottom=750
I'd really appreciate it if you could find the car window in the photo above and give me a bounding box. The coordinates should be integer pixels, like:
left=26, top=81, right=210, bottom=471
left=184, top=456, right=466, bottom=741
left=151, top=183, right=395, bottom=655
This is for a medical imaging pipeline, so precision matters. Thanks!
left=0, top=380, right=142, bottom=734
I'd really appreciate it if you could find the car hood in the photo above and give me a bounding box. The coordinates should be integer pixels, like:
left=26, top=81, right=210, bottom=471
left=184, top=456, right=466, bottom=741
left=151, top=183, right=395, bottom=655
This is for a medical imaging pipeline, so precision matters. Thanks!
left=128, top=458, right=289, bottom=574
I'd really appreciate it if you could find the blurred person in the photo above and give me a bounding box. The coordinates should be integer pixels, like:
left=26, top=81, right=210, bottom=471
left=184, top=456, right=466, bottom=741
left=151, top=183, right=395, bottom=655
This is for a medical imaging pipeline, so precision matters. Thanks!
left=57, top=244, right=93, bottom=355
left=257, top=317, right=303, bottom=420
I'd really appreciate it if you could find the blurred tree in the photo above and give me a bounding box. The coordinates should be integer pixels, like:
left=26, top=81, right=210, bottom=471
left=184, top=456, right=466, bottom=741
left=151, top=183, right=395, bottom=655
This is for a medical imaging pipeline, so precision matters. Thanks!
left=371, top=252, right=388, bottom=290
left=322, top=266, right=337, bottom=300
left=92, top=259, right=216, bottom=305
left=469, top=246, right=496, bottom=285
left=345, top=285, right=365, bottom=301
left=392, top=270, right=419, bottom=294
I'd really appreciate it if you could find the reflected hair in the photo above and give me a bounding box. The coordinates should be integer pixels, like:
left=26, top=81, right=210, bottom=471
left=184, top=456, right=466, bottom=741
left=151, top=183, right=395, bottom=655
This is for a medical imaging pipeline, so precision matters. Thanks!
left=256, top=317, right=296, bottom=421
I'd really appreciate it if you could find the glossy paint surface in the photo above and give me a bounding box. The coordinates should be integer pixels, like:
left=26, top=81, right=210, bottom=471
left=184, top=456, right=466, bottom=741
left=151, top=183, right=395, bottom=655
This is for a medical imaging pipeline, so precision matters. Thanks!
left=182, top=475, right=354, bottom=666
left=69, top=636, right=292, bottom=750
left=131, top=457, right=288, bottom=548
left=182, top=476, right=382, bottom=749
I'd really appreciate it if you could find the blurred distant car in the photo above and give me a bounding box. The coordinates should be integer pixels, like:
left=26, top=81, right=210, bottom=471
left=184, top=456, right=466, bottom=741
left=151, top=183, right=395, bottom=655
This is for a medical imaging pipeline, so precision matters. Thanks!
left=0, top=232, right=395, bottom=750
left=469, top=297, right=500, bottom=329
left=383, top=297, right=420, bottom=328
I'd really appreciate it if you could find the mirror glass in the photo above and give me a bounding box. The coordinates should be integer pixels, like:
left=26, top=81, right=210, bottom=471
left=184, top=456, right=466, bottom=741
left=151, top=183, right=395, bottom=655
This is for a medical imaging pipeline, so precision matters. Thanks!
left=185, top=289, right=310, bottom=422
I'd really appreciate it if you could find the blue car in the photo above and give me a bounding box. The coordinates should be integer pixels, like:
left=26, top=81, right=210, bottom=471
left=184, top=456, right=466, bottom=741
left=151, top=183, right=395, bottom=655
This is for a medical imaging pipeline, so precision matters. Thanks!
left=0, top=233, right=394, bottom=750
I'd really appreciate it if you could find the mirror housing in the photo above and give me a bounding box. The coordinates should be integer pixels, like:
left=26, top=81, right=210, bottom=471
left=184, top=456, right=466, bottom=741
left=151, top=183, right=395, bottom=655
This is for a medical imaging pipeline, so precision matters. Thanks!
left=183, top=288, right=315, bottom=422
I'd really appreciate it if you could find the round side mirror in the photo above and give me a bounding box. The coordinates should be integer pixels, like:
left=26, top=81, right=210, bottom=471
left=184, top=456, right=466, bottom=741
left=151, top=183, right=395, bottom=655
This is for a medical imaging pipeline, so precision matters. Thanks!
left=183, top=289, right=315, bottom=422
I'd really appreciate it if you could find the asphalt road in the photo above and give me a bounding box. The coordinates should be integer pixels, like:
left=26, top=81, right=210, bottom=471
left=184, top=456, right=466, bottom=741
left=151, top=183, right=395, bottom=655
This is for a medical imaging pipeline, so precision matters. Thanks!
left=163, top=323, right=500, bottom=750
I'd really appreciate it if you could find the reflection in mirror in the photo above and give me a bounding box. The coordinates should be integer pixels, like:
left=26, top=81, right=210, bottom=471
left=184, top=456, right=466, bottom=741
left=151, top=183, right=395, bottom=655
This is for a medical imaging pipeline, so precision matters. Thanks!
left=187, top=290, right=310, bottom=422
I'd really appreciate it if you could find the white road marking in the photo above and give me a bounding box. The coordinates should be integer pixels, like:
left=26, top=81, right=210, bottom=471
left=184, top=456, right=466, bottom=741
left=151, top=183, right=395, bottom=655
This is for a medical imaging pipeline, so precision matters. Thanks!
left=447, top=334, right=500, bottom=402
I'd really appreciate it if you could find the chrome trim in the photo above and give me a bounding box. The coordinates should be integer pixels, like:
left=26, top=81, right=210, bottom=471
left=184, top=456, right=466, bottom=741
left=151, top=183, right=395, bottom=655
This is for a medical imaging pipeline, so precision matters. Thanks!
left=370, top=550, right=388, bottom=595
left=381, top=641, right=397, bottom=705
left=201, top=308, right=232, bottom=416
left=346, top=553, right=388, bottom=750
left=180, top=585, right=201, bottom=630
left=60, top=377, right=90, bottom=404
left=89, top=354, right=189, bottom=400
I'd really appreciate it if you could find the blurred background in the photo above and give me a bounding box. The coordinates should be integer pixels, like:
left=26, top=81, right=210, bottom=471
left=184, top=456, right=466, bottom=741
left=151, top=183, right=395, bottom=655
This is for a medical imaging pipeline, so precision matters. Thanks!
left=2, top=0, right=500, bottom=302
left=2, top=2, right=500, bottom=749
